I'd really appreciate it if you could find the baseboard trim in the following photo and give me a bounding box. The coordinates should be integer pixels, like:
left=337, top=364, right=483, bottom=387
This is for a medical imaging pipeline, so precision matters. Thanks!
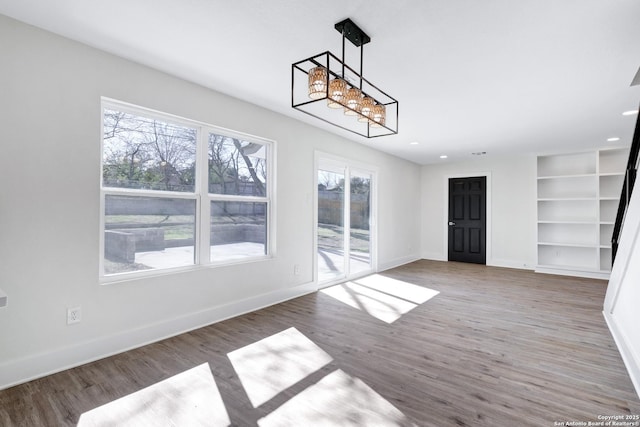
left=420, top=252, right=447, bottom=262
left=0, top=281, right=317, bottom=391
left=378, top=255, right=421, bottom=272
left=417, top=255, right=533, bottom=271
left=603, top=310, right=640, bottom=400
left=488, top=259, right=534, bottom=270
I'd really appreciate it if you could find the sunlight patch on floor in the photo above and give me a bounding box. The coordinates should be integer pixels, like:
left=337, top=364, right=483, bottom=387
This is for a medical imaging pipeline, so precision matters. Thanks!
left=320, top=274, right=439, bottom=323
left=77, top=363, right=229, bottom=426
left=354, top=274, right=439, bottom=304
left=257, top=369, right=417, bottom=427
left=227, top=327, right=333, bottom=408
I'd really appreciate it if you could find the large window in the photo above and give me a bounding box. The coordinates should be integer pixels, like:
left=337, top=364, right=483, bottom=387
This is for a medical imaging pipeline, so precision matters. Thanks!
left=100, top=100, right=273, bottom=279
left=208, top=132, right=269, bottom=262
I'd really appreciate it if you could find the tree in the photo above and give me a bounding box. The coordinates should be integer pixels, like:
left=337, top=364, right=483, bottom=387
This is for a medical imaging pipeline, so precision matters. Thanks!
left=102, top=109, right=196, bottom=191
left=208, top=134, right=266, bottom=196
left=232, top=139, right=265, bottom=196
left=103, top=110, right=265, bottom=196
left=318, top=171, right=344, bottom=191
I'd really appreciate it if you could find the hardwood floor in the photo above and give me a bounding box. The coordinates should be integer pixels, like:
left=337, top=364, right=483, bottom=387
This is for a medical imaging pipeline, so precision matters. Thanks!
left=1, top=260, right=639, bottom=426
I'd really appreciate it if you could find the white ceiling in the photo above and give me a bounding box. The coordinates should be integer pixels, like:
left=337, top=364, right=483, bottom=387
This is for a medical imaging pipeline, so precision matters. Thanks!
left=1, top=0, right=639, bottom=164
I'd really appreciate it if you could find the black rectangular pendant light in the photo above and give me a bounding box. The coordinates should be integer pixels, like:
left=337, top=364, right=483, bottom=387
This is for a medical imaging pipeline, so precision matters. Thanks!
left=291, top=19, right=398, bottom=138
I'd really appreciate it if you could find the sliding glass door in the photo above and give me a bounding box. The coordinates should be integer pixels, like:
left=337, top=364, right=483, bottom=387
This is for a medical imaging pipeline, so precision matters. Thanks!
left=317, top=168, right=346, bottom=282
left=316, top=158, right=375, bottom=285
left=349, top=172, right=372, bottom=276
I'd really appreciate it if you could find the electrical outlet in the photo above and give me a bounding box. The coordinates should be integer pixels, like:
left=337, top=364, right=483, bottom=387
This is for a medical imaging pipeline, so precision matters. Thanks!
left=67, top=307, right=81, bottom=325
left=294, top=264, right=300, bottom=275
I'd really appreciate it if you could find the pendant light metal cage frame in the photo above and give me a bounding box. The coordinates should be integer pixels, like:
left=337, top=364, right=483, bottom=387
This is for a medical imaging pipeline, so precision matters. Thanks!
left=292, top=50, right=399, bottom=138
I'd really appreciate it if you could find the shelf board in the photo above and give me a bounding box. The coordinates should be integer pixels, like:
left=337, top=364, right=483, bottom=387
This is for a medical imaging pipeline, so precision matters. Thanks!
left=538, top=242, right=597, bottom=248
left=538, top=220, right=597, bottom=224
left=600, top=245, right=612, bottom=249
left=599, top=197, right=620, bottom=201
left=599, top=172, right=625, bottom=177
left=536, top=263, right=599, bottom=271
left=535, top=265, right=610, bottom=279
left=537, top=197, right=597, bottom=201
left=537, top=174, right=596, bottom=180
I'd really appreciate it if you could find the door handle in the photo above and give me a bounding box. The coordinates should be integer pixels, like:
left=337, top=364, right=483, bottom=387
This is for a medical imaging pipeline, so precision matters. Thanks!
left=448, top=221, right=456, bottom=226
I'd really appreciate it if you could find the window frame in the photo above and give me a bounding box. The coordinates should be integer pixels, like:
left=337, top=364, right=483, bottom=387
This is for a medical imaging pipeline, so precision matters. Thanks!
left=99, top=98, right=275, bottom=282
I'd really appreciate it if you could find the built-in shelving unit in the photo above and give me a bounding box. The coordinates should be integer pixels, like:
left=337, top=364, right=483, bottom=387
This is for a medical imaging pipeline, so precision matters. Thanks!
left=536, top=148, right=627, bottom=279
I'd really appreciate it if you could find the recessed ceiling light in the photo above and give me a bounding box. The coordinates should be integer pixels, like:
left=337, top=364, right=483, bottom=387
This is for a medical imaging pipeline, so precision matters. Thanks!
left=607, top=137, right=620, bottom=142
left=622, top=110, right=639, bottom=116
left=440, top=155, right=448, bottom=159
left=410, top=141, right=419, bottom=145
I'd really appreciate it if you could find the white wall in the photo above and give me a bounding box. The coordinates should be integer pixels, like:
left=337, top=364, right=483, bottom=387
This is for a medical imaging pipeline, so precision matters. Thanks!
left=603, top=176, right=640, bottom=398
left=420, top=154, right=537, bottom=269
left=0, top=15, right=421, bottom=389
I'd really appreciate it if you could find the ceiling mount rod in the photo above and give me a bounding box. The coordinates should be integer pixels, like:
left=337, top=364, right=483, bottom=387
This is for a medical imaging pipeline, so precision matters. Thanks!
left=335, top=18, right=369, bottom=88
left=341, top=26, right=346, bottom=78
left=360, top=41, right=364, bottom=90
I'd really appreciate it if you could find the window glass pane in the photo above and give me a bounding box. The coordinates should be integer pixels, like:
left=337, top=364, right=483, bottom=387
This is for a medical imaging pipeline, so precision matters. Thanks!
left=103, top=109, right=197, bottom=192
left=104, top=195, right=196, bottom=275
left=208, top=134, right=267, bottom=196
left=317, top=170, right=345, bottom=282
left=211, top=201, right=267, bottom=261
left=350, top=174, right=371, bottom=275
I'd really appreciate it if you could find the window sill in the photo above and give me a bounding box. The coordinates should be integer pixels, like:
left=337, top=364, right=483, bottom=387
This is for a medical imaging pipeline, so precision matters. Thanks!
left=99, top=255, right=274, bottom=285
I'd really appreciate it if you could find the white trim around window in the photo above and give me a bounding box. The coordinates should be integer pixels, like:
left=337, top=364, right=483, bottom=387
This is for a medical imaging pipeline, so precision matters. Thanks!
left=99, top=98, right=275, bottom=283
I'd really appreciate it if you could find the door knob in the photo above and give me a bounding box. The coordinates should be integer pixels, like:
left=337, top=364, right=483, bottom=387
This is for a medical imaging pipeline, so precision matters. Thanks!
left=448, top=221, right=456, bottom=226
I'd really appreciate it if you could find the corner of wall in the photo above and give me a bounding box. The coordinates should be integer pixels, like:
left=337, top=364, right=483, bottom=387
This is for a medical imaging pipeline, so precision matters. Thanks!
left=603, top=310, right=640, bottom=400
left=378, top=255, right=422, bottom=272
left=602, top=175, right=640, bottom=400
left=420, top=252, right=446, bottom=262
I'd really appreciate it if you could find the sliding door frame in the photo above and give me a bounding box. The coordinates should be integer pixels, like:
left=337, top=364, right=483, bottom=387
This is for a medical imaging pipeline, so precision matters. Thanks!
left=313, top=151, right=378, bottom=288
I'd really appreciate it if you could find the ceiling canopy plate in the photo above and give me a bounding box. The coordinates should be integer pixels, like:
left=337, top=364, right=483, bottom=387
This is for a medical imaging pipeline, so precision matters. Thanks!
left=334, top=18, right=370, bottom=47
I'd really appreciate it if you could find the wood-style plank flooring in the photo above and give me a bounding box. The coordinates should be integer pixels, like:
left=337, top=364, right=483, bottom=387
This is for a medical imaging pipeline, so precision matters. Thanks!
left=1, top=260, right=639, bottom=426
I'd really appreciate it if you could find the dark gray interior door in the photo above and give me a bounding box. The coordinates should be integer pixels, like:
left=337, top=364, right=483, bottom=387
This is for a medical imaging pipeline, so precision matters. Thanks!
left=448, top=176, right=486, bottom=264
